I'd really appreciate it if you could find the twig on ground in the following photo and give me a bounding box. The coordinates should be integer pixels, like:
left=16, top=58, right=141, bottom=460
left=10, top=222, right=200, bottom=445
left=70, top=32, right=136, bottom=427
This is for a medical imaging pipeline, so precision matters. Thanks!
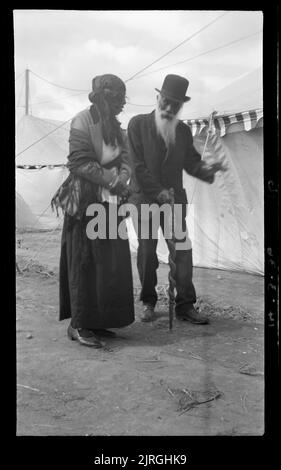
left=179, top=391, right=222, bottom=415
left=188, top=352, right=204, bottom=361
left=34, top=269, right=53, bottom=278
left=167, top=387, right=175, bottom=397
left=182, top=388, right=194, bottom=399
left=17, top=384, right=41, bottom=392
left=239, top=364, right=264, bottom=376
left=241, top=393, right=248, bottom=413
left=32, top=424, right=57, bottom=427
left=137, top=359, right=163, bottom=363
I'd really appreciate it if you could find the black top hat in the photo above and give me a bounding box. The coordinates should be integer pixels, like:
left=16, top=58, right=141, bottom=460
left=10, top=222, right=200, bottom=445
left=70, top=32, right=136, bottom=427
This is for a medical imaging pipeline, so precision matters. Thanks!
left=155, top=74, right=191, bottom=103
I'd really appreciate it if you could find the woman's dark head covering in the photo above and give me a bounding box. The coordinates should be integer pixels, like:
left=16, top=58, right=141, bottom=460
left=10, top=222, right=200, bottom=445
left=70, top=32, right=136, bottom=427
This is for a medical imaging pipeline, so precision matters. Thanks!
left=88, top=74, right=126, bottom=103
left=88, top=74, right=126, bottom=147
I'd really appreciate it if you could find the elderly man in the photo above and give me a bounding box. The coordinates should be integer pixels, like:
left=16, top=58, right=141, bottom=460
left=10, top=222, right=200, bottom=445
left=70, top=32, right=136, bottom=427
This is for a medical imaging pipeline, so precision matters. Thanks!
left=127, top=74, right=226, bottom=324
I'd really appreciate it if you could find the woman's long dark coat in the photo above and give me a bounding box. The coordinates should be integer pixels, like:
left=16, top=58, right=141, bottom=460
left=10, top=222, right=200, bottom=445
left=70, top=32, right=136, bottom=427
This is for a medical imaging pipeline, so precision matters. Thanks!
left=55, top=105, right=134, bottom=329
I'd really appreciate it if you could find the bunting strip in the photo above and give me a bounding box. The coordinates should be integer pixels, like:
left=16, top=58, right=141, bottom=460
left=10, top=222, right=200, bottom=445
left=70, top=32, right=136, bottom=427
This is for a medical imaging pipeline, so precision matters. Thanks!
left=16, top=164, right=67, bottom=169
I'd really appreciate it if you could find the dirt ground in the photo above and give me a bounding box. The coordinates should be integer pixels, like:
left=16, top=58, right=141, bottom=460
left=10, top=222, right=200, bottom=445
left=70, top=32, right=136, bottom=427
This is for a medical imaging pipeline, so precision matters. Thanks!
left=16, top=230, right=264, bottom=436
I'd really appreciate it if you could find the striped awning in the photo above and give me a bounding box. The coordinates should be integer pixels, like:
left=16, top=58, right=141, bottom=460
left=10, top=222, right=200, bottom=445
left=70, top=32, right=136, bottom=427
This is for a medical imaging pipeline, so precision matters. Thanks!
left=186, top=108, right=263, bottom=137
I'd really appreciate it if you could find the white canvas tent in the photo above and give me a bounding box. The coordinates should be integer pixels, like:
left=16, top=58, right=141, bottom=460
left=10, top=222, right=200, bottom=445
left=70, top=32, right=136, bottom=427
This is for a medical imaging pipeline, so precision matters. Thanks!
left=16, top=191, right=43, bottom=231
left=16, top=115, right=69, bottom=230
left=16, top=68, right=263, bottom=274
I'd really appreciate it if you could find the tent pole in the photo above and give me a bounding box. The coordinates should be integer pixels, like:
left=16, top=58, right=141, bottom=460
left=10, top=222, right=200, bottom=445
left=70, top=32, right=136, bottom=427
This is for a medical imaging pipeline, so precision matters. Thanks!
left=25, top=69, right=29, bottom=115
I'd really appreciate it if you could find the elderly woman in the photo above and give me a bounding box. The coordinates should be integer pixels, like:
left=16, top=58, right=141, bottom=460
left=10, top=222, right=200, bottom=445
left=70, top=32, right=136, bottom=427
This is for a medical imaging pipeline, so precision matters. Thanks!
left=52, top=74, right=135, bottom=348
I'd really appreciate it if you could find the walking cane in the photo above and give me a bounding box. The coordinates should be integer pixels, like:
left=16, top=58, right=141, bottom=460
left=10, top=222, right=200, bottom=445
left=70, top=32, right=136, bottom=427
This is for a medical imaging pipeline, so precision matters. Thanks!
left=166, top=188, right=176, bottom=330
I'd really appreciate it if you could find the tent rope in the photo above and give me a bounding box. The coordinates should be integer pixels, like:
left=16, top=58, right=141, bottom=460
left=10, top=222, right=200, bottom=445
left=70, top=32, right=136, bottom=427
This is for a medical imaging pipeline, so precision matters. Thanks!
left=15, top=70, right=25, bottom=82
left=16, top=117, right=72, bottom=159
left=133, top=30, right=262, bottom=80
left=125, top=11, right=229, bottom=82
left=30, top=70, right=88, bottom=92
left=30, top=91, right=87, bottom=106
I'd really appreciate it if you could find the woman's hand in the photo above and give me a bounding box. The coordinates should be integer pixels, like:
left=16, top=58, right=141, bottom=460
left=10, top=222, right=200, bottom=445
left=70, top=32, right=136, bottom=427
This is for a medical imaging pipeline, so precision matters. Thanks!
left=109, top=173, right=128, bottom=196
left=103, top=166, right=119, bottom=188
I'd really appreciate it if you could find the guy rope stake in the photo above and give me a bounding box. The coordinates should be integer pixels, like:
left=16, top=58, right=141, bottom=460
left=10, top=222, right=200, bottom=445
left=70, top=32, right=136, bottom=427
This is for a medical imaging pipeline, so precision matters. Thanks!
left=166, top=187, right=176, bottom=330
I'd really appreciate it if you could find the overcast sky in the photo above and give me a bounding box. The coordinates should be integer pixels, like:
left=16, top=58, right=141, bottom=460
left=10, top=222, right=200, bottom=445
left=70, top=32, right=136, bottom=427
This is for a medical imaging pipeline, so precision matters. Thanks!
left=14, top=10, right=263, bottom=127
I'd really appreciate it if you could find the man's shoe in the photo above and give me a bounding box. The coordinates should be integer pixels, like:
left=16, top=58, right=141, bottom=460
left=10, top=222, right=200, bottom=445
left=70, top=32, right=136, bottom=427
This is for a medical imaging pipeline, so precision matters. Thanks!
left=92, top=329, right=117, bottom=338
left=67, top=324, right=104, bottom=348
left=140, top=304, right=156, bottom=322
left=176, top=307, right=209, bottom=324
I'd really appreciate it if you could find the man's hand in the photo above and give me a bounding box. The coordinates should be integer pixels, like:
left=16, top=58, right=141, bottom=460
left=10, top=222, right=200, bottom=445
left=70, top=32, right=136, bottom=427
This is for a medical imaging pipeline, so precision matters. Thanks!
left=208, top=161, right=228, bottom=173
left=200, top=160, right=228, bottom=183
left=119, top=186, right=133, bottom=202
left=157, top=189, right=172, bottom=204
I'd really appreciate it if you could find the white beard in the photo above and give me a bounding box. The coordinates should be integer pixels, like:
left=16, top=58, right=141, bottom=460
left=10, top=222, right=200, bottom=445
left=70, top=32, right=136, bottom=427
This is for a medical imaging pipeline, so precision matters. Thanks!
left=155, top=105, right=180, bottom=147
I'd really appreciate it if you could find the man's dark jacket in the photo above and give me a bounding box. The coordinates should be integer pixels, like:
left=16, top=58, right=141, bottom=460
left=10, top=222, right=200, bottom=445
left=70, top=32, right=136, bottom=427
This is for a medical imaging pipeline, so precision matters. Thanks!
left=127, top=111, right=211, bottom=207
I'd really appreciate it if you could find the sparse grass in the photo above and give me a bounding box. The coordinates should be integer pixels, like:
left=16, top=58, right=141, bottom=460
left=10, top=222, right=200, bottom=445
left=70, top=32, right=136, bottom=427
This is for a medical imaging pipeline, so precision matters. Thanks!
left=134, top=285, right=254, bottom=321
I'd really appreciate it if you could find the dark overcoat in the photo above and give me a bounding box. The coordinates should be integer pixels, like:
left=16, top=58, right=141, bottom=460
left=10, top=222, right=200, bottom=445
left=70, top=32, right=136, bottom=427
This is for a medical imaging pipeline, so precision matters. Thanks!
left=127, top=111, right=211, bottom=208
